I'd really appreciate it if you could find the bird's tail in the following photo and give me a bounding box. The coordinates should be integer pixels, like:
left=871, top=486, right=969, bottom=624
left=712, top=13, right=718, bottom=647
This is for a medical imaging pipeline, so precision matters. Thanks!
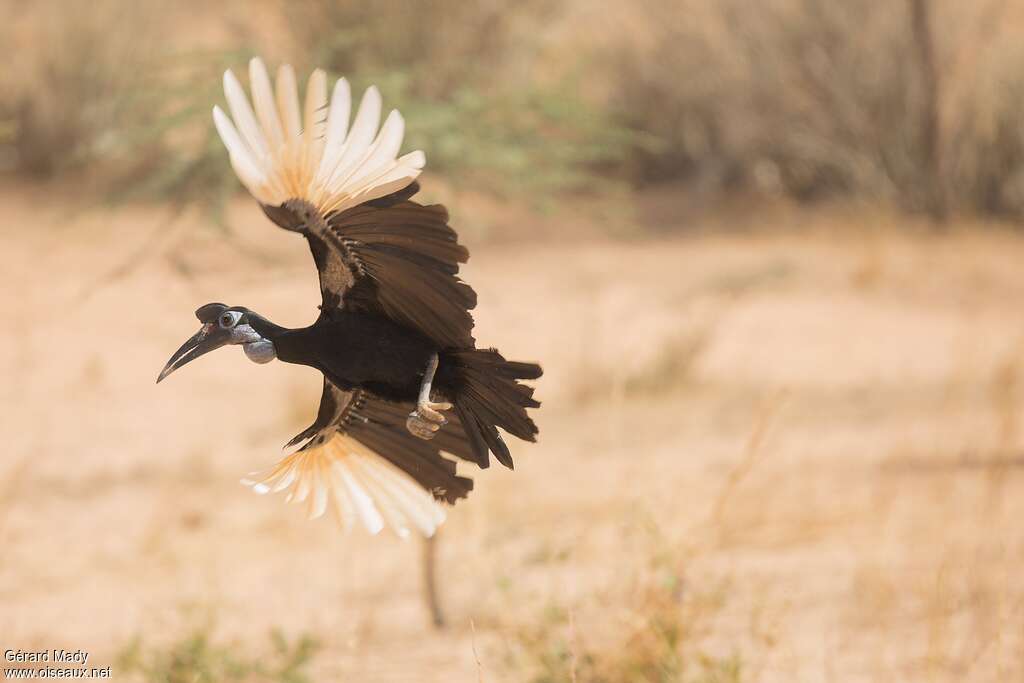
left=445, top=348, right=542, bottom=469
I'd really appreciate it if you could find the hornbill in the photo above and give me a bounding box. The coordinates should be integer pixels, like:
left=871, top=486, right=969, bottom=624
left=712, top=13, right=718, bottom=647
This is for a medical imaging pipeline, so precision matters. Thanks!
left=157, top=58, right=541, bottom=537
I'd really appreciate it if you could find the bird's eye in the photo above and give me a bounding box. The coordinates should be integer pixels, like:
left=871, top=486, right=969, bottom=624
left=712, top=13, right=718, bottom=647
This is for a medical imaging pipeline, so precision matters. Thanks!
left=219, top=312, right=236, bottom=328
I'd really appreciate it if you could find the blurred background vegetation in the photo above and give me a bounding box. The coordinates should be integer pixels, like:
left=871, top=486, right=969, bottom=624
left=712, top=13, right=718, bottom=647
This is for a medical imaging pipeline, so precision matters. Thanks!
left=4, top=0, right=1024, bottom=223
left=4, top=3, right=1024, bottom=682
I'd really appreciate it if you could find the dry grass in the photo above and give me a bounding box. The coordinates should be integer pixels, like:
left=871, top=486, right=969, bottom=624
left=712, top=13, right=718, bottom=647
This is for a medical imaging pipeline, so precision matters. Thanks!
left=504, top=405, right=785, bottom=683
left=117, top=629, right=318, bottom=683
left=3, top=6, right=1024, bottom=681
left=2, top=186, right=1023, bottom=681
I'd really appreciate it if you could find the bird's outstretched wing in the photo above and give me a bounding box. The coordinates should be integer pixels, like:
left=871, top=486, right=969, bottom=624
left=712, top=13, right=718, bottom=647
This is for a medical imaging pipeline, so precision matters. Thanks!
left=243, top=378, right=475, bottom=537
left=306, top=196, right=476, bottom=348
left=213, top=57, right=475, bottom=348
left=214, top=58, right=512, bottom=535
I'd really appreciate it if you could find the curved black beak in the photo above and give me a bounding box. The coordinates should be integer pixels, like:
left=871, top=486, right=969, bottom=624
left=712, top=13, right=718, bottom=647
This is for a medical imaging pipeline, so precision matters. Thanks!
left=156, top=323, right=232, bottom=383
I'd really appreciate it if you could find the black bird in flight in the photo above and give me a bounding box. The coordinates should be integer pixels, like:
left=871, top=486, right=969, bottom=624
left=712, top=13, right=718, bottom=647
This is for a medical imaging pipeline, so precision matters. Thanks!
left=157, top=58, right=541, bottom=537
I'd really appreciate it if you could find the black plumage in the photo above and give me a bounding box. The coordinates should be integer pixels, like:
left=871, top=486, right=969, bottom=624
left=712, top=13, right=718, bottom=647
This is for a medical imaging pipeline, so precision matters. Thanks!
left=159, top=58, right=542, bottom=533
left=255, top=184, right=542, bottom=477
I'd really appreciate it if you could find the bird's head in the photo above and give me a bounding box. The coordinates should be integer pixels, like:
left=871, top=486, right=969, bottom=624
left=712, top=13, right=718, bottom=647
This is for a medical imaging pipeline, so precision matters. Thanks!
left=157, top=303, right=276, bottom=383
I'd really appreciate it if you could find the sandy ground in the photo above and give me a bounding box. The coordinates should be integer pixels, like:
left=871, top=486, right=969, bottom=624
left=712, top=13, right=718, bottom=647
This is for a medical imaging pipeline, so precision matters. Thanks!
left=1, top=187, right=1023, bottom=682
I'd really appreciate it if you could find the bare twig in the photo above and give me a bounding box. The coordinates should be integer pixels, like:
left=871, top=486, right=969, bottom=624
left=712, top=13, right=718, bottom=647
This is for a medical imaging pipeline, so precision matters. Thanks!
left=0, top=454, right=33, bottom=546
left=470, top=618, right=484, bottom=683
left=568, top=609, right=579, bottom=683
left=908, top=0, right=947, bottom=223
left=422, top=531, right=446, bottom=629
left=709, top=388, right=789, bottom=525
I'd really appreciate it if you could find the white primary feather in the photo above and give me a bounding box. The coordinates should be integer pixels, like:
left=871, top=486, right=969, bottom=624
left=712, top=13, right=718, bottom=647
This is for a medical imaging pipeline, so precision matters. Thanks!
left=344, top=109, right=405, bottom=189
left=248, top=58, right=283, bottom=150
left=317, top=78, right=352, bottom=181
left=212, top=106, right=263, bottom=191
left=338, top=466, right=386, bottom=534
left=241, top=434, right=447, bottom=537
left=213, top=57, right=424, bottom=214
left=223, top=70, right=268, bottom=163
left=276, top=64, right=301, bottom=140
left=301, top=69, right=328, bottom=182
left=329, top=88, right=381, bottom=172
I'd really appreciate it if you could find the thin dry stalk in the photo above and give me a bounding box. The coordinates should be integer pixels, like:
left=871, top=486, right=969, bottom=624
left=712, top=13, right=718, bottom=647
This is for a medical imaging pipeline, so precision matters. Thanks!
left=0, top=454, right=32, bottom=546
left=568, top=609, right=579, bottom=683
left=470, top=618, right=484, bottom=683
left=422, top=532, right=446, bottom=629
left=709, top=389, right=789, bottom=526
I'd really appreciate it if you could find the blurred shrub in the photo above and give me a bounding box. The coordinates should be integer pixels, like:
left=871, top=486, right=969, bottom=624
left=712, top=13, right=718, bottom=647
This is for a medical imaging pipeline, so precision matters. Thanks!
left=6, top=0, right=1024, bottom=221
left=0, top=1, right=249, bottom=216
left=606, top=0, right=1024, bottom=219
left=0, top=0, right=631, bottom=213
left=287, top=0, right=633, bottom=198
left=102, top=52, right=256, bottom=213
left=0, top=2, right=149, bottom=177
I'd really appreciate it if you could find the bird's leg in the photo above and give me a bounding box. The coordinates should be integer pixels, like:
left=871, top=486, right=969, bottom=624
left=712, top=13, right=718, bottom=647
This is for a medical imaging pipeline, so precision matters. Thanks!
left=407, top=353, right=453, bottom=440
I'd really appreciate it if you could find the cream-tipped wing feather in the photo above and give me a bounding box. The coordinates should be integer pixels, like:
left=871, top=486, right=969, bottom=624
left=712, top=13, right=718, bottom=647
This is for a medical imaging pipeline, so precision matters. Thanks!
left=213, top=57, right=425, bottom=215
left=214, top=59, right=483, bottom=537
left=242, top=435, right=446, bottom=537
left=241, top=381, right=475, bottom=538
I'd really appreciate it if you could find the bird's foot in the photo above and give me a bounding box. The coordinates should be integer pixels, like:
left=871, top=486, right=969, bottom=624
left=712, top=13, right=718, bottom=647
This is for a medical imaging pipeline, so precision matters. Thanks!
left=407, top=399, right=453, bottom=440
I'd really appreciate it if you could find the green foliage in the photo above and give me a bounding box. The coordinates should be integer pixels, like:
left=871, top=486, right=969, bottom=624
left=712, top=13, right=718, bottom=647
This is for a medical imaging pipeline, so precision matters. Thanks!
left=10, top=0, right=1024, bottom=221
left=117, top=629, right=319, bottom=683
left=1, top=0, right=631, bottom=216
left=292, top=0, right=633, bottom=200
left=346, top=70, right=633, bottom=200
left=102, top=51, right=256, bottom=219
